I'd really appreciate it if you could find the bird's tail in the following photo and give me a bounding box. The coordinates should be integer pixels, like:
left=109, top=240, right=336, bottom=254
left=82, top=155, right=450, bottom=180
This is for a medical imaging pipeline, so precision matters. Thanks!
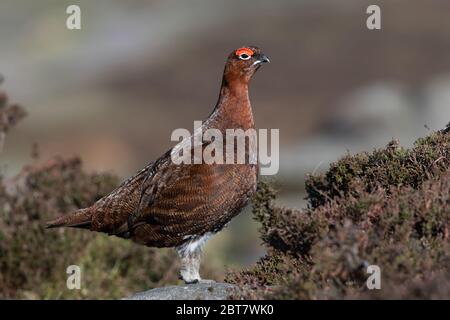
left=46, top=208, right=93, bottom=229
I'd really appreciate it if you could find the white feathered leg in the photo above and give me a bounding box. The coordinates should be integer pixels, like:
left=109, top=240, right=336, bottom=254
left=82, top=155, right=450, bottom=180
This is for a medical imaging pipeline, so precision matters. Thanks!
left=176, top=233, right=216, bottom=284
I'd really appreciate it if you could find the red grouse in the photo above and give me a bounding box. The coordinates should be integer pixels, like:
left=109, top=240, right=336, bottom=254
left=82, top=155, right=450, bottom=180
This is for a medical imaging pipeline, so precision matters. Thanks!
left=47, top=46, right=270, bottom=283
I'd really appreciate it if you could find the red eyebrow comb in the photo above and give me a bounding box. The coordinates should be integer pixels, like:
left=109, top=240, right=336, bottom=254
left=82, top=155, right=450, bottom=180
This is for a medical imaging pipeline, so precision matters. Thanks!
left=235, top=47, right=254, bottom=56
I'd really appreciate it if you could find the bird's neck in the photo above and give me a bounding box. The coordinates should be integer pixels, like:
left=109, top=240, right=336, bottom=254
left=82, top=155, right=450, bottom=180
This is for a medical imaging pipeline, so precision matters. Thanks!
left=209, top=77, right=254, bottom=130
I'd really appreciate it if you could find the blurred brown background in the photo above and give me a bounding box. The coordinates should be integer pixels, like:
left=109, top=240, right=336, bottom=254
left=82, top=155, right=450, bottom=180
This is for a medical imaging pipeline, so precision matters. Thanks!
left=1, top=0, right=450, bottom=275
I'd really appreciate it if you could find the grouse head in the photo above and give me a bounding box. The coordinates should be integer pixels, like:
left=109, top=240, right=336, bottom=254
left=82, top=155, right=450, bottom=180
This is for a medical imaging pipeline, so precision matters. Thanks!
left=223, top=46, right=270, bottom=84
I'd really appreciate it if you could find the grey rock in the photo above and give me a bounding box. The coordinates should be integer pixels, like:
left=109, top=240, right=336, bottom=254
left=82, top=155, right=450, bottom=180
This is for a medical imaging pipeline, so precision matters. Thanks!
left=125, top=282, right=239, bottom=300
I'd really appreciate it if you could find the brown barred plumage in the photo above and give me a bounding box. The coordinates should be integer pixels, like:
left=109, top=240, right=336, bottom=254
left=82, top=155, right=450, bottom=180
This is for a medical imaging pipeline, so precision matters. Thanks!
left=47, top=46, right=270, bottom=283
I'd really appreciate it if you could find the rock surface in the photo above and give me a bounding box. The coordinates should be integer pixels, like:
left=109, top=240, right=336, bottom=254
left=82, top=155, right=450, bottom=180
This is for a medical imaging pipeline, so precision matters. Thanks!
left=125, top=282, right=239, bottom=300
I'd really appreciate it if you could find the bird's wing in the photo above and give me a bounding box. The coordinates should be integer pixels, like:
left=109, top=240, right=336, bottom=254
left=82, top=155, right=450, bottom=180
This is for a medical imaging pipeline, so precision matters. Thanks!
left=110, top=135, right=215, bottom=237
left=129, top=161, right=255, bottom=247
left=111, top=142, right=255, bottom=246
left=133, top=135, right=213, bottom=222
left=105, top=148, right=174, bottom=236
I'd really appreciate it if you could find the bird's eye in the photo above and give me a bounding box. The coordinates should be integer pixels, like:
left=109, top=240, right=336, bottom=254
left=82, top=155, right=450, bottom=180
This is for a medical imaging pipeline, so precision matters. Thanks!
left=239, top=53, right=251, bottom=60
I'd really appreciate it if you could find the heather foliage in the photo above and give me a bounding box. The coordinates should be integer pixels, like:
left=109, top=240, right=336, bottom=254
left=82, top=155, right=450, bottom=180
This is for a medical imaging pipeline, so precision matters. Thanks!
left=227, top=126, right=449, bottom=299
left=0, top=156, right=186, bottom=299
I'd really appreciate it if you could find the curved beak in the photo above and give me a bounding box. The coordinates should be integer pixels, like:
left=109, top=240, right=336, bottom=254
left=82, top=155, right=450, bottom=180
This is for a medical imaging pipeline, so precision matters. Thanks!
left=252, top=53, right=270, bottom=66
